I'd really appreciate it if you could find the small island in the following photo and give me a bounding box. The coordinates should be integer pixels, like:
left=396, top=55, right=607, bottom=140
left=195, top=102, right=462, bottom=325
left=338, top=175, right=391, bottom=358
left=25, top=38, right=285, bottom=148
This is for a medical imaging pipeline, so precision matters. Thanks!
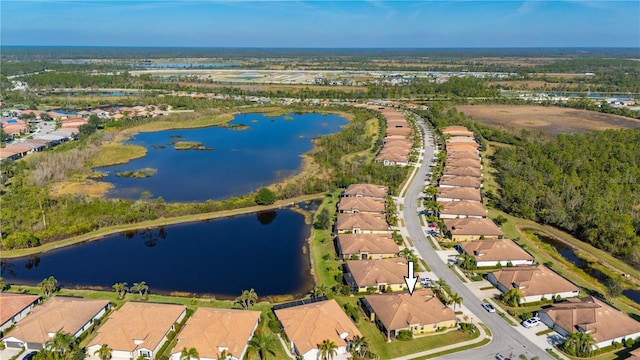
left=115, top=168, right=158, bottom=178
left=174, top=141, right=213, bottom=151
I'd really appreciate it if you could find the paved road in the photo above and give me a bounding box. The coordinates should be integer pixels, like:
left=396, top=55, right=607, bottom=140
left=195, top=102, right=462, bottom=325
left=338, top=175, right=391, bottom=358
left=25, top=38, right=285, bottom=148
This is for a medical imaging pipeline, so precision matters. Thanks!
left=402, top=114, right=552, bottom=360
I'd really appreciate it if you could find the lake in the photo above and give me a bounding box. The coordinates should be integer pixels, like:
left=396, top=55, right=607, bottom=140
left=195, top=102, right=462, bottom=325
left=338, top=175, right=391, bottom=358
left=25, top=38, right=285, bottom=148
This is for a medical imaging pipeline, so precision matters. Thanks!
left=536, top=233, right=640, bottom=304
left=97, top=112, right=347, bottom=202
left=0, top=208, right=314, bottom=299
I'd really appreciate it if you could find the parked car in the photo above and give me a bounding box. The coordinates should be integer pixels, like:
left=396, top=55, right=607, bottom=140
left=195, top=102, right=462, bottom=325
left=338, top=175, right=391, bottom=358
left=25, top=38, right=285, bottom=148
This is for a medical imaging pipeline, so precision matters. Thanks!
left=495, top=353, right=506, bottom=360
left=420, top=277, right=431, bottom=286
left=481, top=303, right=496, bottom=313
left=23, top=352, right=38, bottom=360
left=522, top=317, right=541, bottom=328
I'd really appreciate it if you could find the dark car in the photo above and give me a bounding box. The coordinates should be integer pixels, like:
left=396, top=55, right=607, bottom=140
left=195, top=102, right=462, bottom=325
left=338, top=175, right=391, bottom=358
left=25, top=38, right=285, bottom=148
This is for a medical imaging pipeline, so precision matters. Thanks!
left=23, top=351, right=38, bottom=360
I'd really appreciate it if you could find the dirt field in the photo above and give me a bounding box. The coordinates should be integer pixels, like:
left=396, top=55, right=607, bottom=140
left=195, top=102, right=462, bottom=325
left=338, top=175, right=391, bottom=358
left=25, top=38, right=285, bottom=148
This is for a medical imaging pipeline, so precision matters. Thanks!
left=457, top=105, right=640, bottom=135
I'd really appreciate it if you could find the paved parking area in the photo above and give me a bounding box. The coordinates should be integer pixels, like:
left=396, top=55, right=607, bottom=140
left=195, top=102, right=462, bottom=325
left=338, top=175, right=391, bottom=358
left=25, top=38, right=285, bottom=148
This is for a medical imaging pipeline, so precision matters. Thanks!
left=0, top=347, right=22, bottom=360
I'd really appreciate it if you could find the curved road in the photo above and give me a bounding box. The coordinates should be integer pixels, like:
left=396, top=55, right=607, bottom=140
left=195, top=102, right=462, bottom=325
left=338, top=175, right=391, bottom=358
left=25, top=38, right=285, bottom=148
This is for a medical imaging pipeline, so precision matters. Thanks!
left=402, top=114, right=552, bottom=360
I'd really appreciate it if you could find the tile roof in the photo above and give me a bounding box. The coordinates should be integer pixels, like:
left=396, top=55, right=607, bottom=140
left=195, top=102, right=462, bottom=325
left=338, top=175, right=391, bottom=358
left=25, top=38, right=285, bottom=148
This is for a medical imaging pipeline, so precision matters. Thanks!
left=445, top=158, right=481, bottom=169
left=4, top=297, right=109, bottom=344
left=336, top=213, right=389, bottom=232
left=443, top=166, right=482, bottom=178
left=460, top=239, right=533, bottom=262
left=346, top=258, right=408, bottom=288
left=170, top=308, right=260, bottom=359
left=439, top=201, right=488, bottom=217
left=337, top=233, right=399, bottom=256
left=338, top=196, right=386, bottom=213
left=446, top=151, right=481, bottom=161
left=0, top=293, right=40, bottom=325
left=364, top=289, right=456, bottom=330
left=540, top=296, right=640, bottom=344
left=437, top=187, right=482, bottom=202
left=438, top=175, right=482, bottom=189
left=442, top=126, right=474, bottom=137
left=275, top=299, right=361, bottom=355
left=343, top=184, right=388, bottom=199
left=446, top=136, right=477, bottom=144
left=491, top=265, right=580, bottom=298
left=89, top=302, right=186, bottom=352
left=444, top=217, right=503, bottom=237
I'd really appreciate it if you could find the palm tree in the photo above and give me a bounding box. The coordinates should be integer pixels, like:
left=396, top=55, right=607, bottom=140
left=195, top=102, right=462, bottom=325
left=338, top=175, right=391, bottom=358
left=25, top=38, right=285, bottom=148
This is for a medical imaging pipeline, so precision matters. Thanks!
left=563, top=332, right=596, bottom=357
left=112, top=282, right=128, bottom=300
left=131, top=281, right=149, bottom=299
left=399, top=248, right=417, bottom=262
left=312, top=284, right=329, bottom=298
left=425, top=186, right=438, bottom=199
left=94, top=344, right=112, bottom=360
left=45, top=332, right=74, bottom=358
left=218, top=349, right=233, bottom=360
left=349, top=335, right=372, bottom=360
left=38, top=276, right=58, bottom=298
left=179, top=347, right=199, bottom=360
left=318, top=339, right=338, bottom=360
left=235, top=288, right=258, bottom=310
left=502, top=288, right=523, bottom=307
left=456, top=253, right=477, bottom=270
left=450, top=292, right=463, bottom=312
left=247, top=331, right=278, bottom=360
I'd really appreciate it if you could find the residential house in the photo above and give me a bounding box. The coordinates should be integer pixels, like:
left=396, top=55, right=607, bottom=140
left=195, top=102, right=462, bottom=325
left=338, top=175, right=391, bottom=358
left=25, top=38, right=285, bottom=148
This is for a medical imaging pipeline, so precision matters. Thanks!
left=446, top=151, right=481, bottom=162
left=338, top=197, right=385, bottom=214
left=442, top=126, right=474, bottom=138
left=274, top=299, right=362, bottom=360
left=487, top=265, right=580, bottom=304
left=443, top=166, right=482, bottom=178
left=446, top=136, right=477, bottom=144
left=0, top=294, right=41, bottom=334
left=344, top=258, right=412, bottom=293
left=436, top=187, right=482, bottom=202
left=539, top=296, right=640, bottom=349
left=438, top=175, right=482, bottom=189
left=336, top=233, right=399, bottom=260
left=343, top=184, right=388, bottom=199
left=458, top=239, right=534, bottom=267
left=444, top=217, right=504, bottom=241
left=445, top=158, right=481, bottom=169
left=335, top=213, right=389, bottom=234
left=438, top=201, right=488, bottom=219
left=87, top=302, right=187, bottom=360
left=1, top=297, right=110, bottom=350
left=169, top=308, right=260, bottom=360
left=362, top=289, right=457, bottom=340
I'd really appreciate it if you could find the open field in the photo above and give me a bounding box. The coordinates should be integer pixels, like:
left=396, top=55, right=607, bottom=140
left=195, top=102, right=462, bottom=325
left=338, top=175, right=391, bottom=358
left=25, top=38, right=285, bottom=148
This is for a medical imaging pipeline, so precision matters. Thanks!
left=457, top=105, right=640, bottom=135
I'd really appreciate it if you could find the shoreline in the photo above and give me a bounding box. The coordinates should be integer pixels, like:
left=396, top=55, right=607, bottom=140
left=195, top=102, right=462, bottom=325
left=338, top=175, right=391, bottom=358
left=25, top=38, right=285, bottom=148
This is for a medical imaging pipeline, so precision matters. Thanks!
left=1, top=193, right=325, bottom=259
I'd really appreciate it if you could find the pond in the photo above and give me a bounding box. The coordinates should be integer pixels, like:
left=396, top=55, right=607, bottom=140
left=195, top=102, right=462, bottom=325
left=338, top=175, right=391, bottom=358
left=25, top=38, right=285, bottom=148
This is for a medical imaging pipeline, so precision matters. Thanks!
left=535, top=233, right=640, bottom=304
left=96, top=112, right=347, bottom=202
left=0, top=208, right=314, bottom=299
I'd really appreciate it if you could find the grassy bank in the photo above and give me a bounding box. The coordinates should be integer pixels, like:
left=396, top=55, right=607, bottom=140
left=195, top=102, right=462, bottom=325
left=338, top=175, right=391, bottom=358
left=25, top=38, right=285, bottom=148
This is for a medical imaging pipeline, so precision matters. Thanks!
left=310, top=189, right=342, bottom=289
left=89, top=142, right=147, bottom=168
left=1, top=193, right=325, bottom=259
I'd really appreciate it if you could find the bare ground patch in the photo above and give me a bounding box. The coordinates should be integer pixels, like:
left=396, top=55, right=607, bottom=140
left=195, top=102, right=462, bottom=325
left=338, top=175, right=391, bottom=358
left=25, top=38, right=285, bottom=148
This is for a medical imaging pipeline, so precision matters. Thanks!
left=457, top=105, right=640, bottom=135
left=51, top=180, right=114, bottom=198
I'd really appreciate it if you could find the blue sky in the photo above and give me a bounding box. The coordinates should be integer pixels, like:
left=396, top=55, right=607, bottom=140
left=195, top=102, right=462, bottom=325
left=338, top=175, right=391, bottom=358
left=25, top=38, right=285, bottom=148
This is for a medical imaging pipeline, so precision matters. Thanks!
left=1, top=1, right=639, bottom=48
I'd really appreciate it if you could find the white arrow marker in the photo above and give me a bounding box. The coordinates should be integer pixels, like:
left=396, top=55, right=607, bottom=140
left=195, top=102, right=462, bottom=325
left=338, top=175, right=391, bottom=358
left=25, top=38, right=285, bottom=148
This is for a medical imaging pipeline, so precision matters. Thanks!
left=404, top=261, right=418, bottom=295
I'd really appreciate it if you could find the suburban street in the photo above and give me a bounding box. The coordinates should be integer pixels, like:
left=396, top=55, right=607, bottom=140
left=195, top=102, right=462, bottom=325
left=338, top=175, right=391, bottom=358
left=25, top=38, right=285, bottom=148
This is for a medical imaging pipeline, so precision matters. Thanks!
left=399, top=114, right=553, bottom=360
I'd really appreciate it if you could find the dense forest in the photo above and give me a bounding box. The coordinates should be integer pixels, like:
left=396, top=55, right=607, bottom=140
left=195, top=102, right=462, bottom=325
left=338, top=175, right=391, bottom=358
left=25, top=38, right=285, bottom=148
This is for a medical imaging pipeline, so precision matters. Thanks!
left=492, top=130, right=640, bottom=265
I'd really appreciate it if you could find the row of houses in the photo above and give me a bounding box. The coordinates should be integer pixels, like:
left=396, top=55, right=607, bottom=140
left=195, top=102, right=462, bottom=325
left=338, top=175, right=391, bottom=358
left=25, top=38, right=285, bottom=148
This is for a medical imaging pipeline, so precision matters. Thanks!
left=436, top=126, right=640, bottom=349
left=1, top=294, right=260, bottom=360
left=15, top=105, right=169, bottom=122
left=333, top=184, right=458, bottom=341
left=436, top=125, right=504, bottom=241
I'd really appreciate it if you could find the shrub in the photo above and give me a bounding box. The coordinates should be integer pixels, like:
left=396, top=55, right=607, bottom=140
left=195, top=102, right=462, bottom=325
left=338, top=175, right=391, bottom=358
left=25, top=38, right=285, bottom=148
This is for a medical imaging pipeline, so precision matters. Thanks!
left=255, top=187, right=276, bottom=205
left=396, top=329, right=413, bottom=341
left=624, top=338, right=635, bottom=348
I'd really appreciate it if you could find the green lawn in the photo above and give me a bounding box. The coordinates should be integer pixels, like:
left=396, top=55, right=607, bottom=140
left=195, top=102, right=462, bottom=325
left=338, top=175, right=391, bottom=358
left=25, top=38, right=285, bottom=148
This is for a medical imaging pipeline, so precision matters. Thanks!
left=310, top=189, right=343, bottom=290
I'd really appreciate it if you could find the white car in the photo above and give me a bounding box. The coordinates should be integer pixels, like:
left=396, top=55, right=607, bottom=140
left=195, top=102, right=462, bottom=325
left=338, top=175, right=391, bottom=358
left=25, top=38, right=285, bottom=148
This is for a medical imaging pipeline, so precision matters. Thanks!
left=522, top=317, right=541, bottom=328
left=481, top=303, right=496, bottom=313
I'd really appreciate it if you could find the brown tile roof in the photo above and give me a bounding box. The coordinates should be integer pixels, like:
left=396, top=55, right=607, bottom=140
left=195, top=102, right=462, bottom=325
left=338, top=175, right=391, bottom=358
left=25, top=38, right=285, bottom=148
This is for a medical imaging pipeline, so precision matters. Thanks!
left=344, top=184, right=388, bottom=199
left=438, top=175, right=481, bottom=189
left=382, top=138, right=412, bottom=151
left=89, top=302, right=186, bottom=352
left=386, top=127, right=412, bottom=136
left=446, top=158, right=481, bottom=169
left=540, top=296, right=640, bottom=344
left=437, top=187, right=482, bottom=202
left=0, top=293, right=40, bottom=325
left=4, top=297, right=109, bottom=344
left=446, top=136, right=477, bottom=144
left=442, top=126, right=474, bottom=137
left=338, top=197, right=385, bottom=213
left=629, top=348, right=640, bottom=360
left=275, top=299, right=361, bottom=355
left=444, top=218, right=503, bottom=237
left=336, top=213, right=389, bottom=232
left=337, top=234, right=399, bottom=256
left=386, top=120, right=408, bottom=128
left=447, top=151, right=481, bottom=161
left=443, top=166, right=482, bottom=178
left=491, top=265, right=580, bottom=298
left=460, top=239, right=533, bottom=263
left=439, top=201, right=487, bottom=217
left=170, top=308, right=260, bottom=359
left=364, top=289, right=456, bottom=330
left=346, top=258, right=408, bottom=288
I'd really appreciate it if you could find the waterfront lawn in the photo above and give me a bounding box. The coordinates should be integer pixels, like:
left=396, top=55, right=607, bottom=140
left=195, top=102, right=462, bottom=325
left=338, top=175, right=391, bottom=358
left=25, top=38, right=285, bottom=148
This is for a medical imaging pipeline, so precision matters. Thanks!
left=310, top=189, right=343, bottom=290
